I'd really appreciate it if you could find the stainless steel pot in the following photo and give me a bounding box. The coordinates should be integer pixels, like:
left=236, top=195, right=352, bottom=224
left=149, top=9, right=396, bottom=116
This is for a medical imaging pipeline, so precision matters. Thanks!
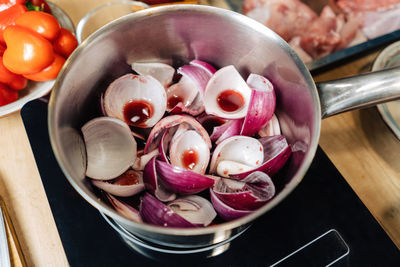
left=48, top=5, right=400, bottom=248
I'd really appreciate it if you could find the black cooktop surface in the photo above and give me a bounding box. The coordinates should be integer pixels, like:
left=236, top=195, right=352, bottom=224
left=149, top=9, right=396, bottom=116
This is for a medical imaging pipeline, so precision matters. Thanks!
left=21, top=100, right=399, bottom=266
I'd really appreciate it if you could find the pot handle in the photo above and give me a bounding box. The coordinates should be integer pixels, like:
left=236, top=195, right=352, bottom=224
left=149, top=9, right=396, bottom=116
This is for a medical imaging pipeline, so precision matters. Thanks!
left=316, top=66, right=400, bottom=119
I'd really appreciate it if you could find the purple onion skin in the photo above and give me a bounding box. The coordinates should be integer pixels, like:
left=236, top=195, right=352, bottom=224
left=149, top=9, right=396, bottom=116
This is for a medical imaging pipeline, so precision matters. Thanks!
left=230, top=136, right=292, bottom=180
left=214, top=172, right=275, bottom=210
left=143, top=157, right=158, bottom=194
left=213, top=191, right=266, bottom=211
left=155, top=160, right=215, bottom=194
left=210, top=189, right=252, bottom=221
left=140, top=193, right=195, bottom=228
left=240, top=88, right=275, bottom=137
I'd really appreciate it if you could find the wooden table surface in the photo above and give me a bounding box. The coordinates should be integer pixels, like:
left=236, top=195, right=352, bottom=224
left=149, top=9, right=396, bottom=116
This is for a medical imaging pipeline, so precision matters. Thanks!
left=0, top=0, right=399, bottom=265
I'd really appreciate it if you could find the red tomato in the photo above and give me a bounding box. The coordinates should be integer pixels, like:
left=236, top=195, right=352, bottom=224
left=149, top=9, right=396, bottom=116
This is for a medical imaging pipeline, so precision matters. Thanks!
left=0, top=0, right=25, bottom=12
left=0, top=56, right=27, bottom=90
left=15, top=10, right=60, bottom=41
left=0, top=82, right=18, bottom=106
left=3, top=25, right=54, bottom=75
left=28, top=0, right=51, bottom=13
left=0, top=43, right=5, bottom=55
left=53, top=28, right=78, bottom=58
left=23, top=53, right=65, bottom=81
left=0, top=4, right=27, bottom=43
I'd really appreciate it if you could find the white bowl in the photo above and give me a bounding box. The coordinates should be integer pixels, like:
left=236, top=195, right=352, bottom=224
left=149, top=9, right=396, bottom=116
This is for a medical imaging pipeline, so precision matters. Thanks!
left=0, top=2, right=75, bottom=117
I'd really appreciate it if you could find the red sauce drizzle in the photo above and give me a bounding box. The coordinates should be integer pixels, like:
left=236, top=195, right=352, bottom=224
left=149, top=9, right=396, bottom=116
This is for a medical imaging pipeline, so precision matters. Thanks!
left=167, top=94, right=183, bottom=109
left=181, top=149, right=198, bottom=170
left=217, top=89, right=245, bottom=112
left=123, top=100, right=153, bottom=127
left=113, top=170, right=139, bottom=186
left=202, top=117, right=225, bottom=135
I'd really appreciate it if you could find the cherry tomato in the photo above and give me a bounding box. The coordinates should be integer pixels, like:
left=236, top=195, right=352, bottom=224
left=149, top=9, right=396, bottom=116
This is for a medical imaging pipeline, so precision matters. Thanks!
left=23, top=53, right=65, bottom=81
left=0, top=82, right=18, bottom=106
left=3, top=25, right=54, bottom=75
left=0, top=56, right=27, bottom=90
left=53, top=28, right=78, bottom=58
left=0, top=0, right=25, bottom=12
left=28, top=0, right=51, bottom=13
left=0, top=4, right=27, bottom=43
left=15, top=10, right=60, bottom=41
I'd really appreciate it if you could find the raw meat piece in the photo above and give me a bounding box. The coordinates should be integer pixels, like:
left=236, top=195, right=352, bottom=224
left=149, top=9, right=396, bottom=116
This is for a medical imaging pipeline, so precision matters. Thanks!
left=362, top=8, right=400, bottom=39
left=245, top=0, right=317, bottom=41
left=299, top=6, right=341, bottom=58
left=335, top=15, right=362, bottom=50
left=289, top=37, right=312, bottom=63
left=335, top=0, right=400, bottom=13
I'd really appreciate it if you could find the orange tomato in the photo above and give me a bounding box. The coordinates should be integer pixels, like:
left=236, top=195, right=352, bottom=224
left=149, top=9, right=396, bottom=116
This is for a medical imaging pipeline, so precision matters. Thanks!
left=3, top=25, right=54, bottom=75
left=0, top=56, right=27, bottom=90
left=15, top=10, right=60, bottom=41
left=0, top=4, right=27, bottom=43
left=53, top=28, right=78, bottom=58
left=23, top=53, right=65, bottom=81
left=0, top=0, right=25, bottom=12
left=0, top=82, right=18, bottom=106
left=0, top=43, right=5, bottom=55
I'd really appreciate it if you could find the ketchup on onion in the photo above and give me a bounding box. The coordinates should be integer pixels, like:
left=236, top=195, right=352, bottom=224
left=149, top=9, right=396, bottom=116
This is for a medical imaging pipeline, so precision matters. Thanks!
left=123, top=100, right=154, bottom=127
left=217, top=89, right=245, bottom=112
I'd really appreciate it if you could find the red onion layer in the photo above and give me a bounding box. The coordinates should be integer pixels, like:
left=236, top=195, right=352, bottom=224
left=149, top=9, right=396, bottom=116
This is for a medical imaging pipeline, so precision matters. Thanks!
left=209, top=189, right=252, bottom=221
left=140, top=193, right=196, bottom=228
left=143, top=157, right=176, bottom=202
left=230, top=135, right=292, bottom=179
left=155, top=160, right=215, bottom=194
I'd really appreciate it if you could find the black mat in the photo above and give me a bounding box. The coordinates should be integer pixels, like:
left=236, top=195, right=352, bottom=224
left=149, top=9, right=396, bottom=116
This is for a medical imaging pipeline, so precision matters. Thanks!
left=21, top=100, right=399, bottom=267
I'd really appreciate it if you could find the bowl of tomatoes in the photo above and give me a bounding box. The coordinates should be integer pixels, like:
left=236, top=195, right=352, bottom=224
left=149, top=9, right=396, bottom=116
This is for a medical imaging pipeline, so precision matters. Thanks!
left=0, top=0, right=77, bottom=117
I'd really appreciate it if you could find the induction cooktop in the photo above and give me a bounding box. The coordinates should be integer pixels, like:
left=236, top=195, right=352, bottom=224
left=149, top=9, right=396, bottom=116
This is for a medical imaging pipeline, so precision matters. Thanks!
left=21, top=100, right=399, bottom=266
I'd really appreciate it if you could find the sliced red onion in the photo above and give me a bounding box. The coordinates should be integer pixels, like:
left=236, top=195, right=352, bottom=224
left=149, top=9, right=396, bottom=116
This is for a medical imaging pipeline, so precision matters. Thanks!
left=144, top=115, right=212, bottom=154
left=240, top=74, right=276, bottom=136
left=132, top=149, right=159, bottom=171
left=204, top=65, right=251, bottom=119
left=140, top=193, right=196, bottom=228
left=131, top=62, right=175, bottom=88
left=216, top=160, right=255, bottom=178
left=213, top=172, right=275, bottom=211
left=196, top=113, right=226, bottom=134
left=99, top=93, right=106, bottom=116
left=209, top=189, right=252, bottom=221
left=106, top=193, right=142, bottom=223
left=82, top=117, right=137, bottom=180
left=158, top=128, right=173, bottom=162
left=130, top=126, right=152, bottom=141
left=258, top=114, right=281, bottom=137
left=166, top=65, right=211, bottom=115
left=155, top=160, right=215, bottom=194
left=230, top=135, right=292, bottom=179
left=209, top=136, right=263, bottom=175
left=143, top=157, right=176, bottom=202
left=197, top=113, right=242, bottom=144
left=167, top=93, right=205, bottom=116
left=104, top=74, right=166, bottom=128
left=166, top=76, right=198, bottom=110
left=179, top=65, right=211, bottom=94
left=92, top=170, right=144, bottom=197
left=169, top=130, right=210, bottom=174
left=189, top=60, right=217, bottom=76
left=214, top=119, right=243, bottom=145
left=167, top=195, right=216, bottom=227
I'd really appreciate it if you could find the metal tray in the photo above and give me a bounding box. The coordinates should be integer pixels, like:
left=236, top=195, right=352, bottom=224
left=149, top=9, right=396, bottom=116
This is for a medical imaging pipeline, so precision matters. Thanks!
left=226, top=0, right=400, bottom=71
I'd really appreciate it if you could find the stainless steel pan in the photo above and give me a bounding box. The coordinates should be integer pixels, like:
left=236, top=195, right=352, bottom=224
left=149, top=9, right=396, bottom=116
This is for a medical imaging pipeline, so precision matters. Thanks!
left=48, top=5, right=400, bottom=248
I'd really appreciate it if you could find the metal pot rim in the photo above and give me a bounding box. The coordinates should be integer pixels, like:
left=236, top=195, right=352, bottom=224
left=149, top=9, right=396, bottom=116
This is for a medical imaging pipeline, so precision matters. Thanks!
left=48, top=4, right=321, bottom=237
